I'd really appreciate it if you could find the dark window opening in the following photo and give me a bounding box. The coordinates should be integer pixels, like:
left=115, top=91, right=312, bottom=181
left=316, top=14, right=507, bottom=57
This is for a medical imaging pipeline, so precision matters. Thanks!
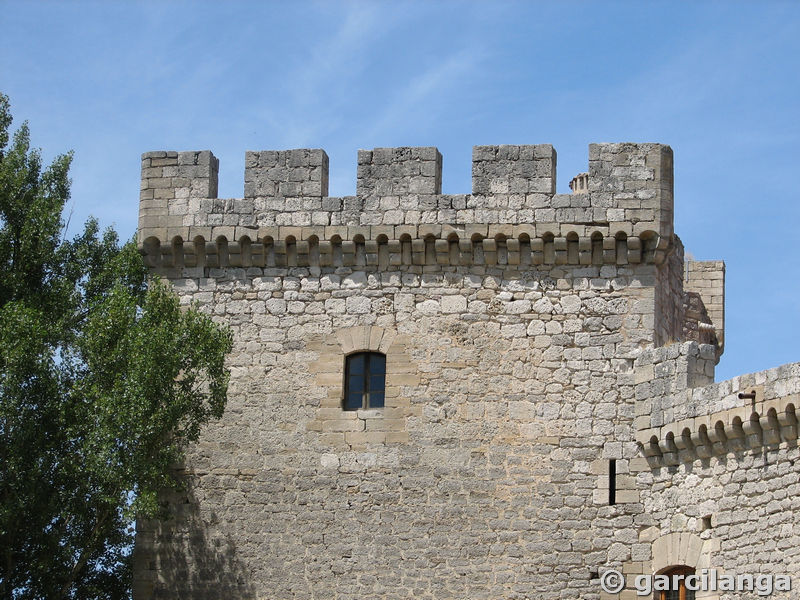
left=608, top=459, right=616, bottom=506
left=344, top=352, right=386, bottom=410
left=657, top=566, right=696, bottom=600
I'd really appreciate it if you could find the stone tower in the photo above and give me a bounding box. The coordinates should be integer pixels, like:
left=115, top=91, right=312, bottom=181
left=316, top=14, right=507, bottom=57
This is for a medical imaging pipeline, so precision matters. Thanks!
left=134, top=144, right=800, bottom=599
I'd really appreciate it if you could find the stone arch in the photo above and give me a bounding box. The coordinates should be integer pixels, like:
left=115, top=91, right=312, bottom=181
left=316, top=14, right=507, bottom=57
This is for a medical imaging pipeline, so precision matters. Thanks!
left=651, top=532, right=720, bottom=600
left=334, top=325, right=396, bottom=356
left=652, top=532, right=710, bottom=573
left=142, top=236, right=161, bottom=267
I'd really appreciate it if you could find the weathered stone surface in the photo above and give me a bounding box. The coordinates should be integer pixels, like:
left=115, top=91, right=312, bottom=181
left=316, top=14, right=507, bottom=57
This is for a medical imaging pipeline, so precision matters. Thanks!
left=133, top=144, right=800, bottom=600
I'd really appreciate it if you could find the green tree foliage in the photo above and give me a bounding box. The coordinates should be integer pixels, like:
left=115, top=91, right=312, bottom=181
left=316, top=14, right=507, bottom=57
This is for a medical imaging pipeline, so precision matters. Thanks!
left=0, top=93, right=233, bottom=599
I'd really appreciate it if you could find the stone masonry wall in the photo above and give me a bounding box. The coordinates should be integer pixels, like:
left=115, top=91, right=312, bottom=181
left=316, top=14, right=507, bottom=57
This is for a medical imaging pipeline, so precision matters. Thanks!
left=684, top=261, right=725, bottom=352
left=638, top=445, right=800, bottom=600
left=612, top=344, right=800, bottom=599
left=133, top=144, right=799, bottom=600
left=653, top=235, right=685, bottom=348
left=134, top=257, right=662, bottom=600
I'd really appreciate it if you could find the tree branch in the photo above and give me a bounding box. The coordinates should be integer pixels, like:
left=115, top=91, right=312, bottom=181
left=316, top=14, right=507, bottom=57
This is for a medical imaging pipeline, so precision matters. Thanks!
left=57, top=507, right=110, bottom=600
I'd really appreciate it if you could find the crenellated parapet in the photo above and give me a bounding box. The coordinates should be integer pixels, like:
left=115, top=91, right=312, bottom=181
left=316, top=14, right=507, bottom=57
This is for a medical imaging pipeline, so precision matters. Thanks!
left=137, top=143, right=727, bottom=360
left=137, top=144, right=675, bottom=255
left=633, top=342, right=800, bottom=465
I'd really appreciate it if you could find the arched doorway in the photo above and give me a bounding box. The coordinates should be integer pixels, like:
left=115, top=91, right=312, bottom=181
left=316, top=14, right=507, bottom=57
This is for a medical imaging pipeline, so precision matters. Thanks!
left=657, top=565, right=696, bottom=600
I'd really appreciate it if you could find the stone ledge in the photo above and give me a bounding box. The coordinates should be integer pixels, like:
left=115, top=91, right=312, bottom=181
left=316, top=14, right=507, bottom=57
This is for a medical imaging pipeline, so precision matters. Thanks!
left=139, top=230, right=671, bottom=270
left=636, top=394, right=799, bottom=467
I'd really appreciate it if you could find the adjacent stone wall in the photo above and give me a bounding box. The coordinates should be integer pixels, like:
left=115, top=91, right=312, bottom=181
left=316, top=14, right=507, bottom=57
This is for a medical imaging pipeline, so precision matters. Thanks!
left=684, top=261, right=725, bottom=352
left=637, top=445, right=800, bottom=600
left=634, top=344, right=799, bottom=448
left=612, top=345, right=800, bottom=600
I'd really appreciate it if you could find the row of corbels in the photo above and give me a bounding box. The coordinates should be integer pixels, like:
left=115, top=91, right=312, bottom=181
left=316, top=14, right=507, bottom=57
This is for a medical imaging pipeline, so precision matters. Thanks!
left=639, top=405, right=798, bottom=467
left=141, top=233, right=667, bottom=269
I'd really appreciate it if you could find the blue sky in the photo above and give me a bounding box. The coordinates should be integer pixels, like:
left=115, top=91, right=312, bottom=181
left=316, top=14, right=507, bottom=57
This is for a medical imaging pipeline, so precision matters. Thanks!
left=1, top=0, right=798, bottom=381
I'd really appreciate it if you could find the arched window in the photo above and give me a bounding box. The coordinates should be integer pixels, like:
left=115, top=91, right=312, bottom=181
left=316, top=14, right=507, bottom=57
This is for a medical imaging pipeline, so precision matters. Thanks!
left=344, top=352, right=386, bottom=410
left=657, top=566, right=696, bottom=600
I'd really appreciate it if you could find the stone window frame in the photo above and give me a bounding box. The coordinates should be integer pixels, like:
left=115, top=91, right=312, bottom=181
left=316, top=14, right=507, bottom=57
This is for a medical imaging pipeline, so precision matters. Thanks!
left=306, top=325, right=419, bottom=449
left=334, top=326, right=396, bottom=411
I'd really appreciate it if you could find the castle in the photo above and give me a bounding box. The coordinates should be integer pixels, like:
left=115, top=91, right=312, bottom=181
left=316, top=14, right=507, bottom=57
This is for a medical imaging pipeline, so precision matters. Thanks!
left=133, top=144, right=800, bottom=599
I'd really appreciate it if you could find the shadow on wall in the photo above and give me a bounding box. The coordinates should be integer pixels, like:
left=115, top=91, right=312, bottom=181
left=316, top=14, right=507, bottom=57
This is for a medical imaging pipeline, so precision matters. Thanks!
left=133, top=481, right=256, bottom=600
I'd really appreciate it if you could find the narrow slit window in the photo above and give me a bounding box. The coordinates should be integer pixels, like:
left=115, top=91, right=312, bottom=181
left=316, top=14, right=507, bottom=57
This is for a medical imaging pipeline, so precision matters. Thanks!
left=344, top=352, right=386, bottom=410
left=608, top=459, right=616, bottom=506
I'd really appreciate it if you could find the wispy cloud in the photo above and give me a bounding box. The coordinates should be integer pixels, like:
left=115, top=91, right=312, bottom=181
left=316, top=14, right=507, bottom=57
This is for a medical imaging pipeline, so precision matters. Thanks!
left=359, top=46, right=486, bottom=144
left=252, top=2, right=400, bottom=147
left=589, top=12, right=800, bottom=145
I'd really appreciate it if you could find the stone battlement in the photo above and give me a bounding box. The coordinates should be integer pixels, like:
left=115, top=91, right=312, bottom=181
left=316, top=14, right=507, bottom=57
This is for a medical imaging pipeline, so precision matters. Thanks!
left=139, top=143, right=674, bottom=251
left=133, top=142, right=800, bottom=600
left=633, top=342, right=800, bottom=466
